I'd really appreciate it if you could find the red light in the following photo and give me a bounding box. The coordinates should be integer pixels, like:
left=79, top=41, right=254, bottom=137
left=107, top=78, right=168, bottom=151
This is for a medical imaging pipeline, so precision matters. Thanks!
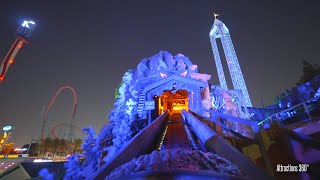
left=18, top=44, right=23, bottom=49
left=9, top=59, right=14, bottom=64
left=0, top=77, right=3, bottom=81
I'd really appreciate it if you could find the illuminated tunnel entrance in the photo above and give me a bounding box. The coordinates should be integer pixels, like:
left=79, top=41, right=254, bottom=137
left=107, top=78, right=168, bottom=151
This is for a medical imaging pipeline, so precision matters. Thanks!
left=142, top=74, right=209, bottom=122
left=154, top=90, right=189, bottom=116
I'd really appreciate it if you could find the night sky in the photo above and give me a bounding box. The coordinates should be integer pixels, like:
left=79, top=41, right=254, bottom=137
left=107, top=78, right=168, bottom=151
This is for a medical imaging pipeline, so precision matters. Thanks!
left=0, top=1, right=319, bottom=147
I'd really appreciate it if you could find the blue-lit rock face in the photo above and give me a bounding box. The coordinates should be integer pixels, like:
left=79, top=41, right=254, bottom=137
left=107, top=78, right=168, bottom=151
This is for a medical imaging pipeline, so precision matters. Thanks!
left=106, top=149, right=247, bottom=180
left=315, top=87, right=320, bottom=99
left=135, top=51, right=199, bottom=79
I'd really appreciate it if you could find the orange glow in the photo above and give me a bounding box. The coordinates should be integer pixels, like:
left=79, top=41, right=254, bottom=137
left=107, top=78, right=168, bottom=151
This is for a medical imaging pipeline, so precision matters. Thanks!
left=172, top=106, right=185, bottom=111
left=3, top=133, right=7, bottom=138
left=9, top=59, right=14, bottom=64
left=0, top=139, right=4, bottom=144
left=0, top=77, right=3, bottom=81
left=18, top=44, right=23, bottom=49
left=157, top=90, right=189, bottom=114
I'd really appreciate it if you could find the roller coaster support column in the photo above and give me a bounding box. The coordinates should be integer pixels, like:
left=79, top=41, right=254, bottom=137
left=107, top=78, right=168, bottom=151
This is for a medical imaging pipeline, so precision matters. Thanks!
left=254, top=131, right=274, bottom=176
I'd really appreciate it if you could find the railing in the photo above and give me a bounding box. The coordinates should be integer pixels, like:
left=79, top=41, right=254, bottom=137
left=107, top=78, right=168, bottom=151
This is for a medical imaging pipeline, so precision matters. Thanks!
left=195, top=109, right=260, bottom=138
left=182, top=110, right=270, bottom=179
left=258, top=98, right=319, bottom=127
left=190, top=110, right=257, bottom=143
left=189, top=110, right=276, bottom=176
left=188, top=107, right=320, bottom=179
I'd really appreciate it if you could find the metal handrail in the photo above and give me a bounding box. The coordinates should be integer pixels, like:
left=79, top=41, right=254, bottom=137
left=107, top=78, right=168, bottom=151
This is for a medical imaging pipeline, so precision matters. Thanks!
left=258, top=98, right=318, bottom=126
left=182, top=110, right=270, bottom=179
left=201, top=109, right=260, bottom=134
left=190, top=110, right=256, bottom=143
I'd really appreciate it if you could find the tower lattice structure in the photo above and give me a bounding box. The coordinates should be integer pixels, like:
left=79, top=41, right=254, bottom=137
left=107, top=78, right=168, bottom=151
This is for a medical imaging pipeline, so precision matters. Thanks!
left=209, top=18, right=252, bottom=107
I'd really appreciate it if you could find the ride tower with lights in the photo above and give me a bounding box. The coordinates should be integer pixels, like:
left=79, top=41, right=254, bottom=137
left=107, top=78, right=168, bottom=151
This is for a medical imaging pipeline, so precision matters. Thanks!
left=209, top=14, right=252, bottom=107
left=0, top=20, right=35, bottom=81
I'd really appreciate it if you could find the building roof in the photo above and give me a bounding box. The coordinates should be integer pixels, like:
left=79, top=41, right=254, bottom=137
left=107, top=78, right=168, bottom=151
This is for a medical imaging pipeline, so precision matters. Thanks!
left=143, top=74, right=207, bottom=93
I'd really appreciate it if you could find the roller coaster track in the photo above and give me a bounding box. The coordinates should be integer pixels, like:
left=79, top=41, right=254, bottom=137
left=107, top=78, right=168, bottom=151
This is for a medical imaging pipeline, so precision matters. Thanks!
left=156, top=113, right=200, bottom=151
left=40, top=85, right=78, bottom=140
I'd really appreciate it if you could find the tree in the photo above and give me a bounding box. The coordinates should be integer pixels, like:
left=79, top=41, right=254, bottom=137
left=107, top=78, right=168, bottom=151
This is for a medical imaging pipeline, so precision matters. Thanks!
left=72, top=138, right=82, bottom=153
left=64, top=153, right=83, bottom=180
left=81, top=127, right=101, bottom=174
left=297, top=60, right=320, bottom=85
left=275, top=60, right=320, bottom=107
left=38, top=168, right=55, bottom=180
left=36, top=137, right=83, bottom=158
left=52, top=138, right=60, bottom=157
left=38, top=137, right=54, bottom=157
left=63, top=127, right=101, bottom=178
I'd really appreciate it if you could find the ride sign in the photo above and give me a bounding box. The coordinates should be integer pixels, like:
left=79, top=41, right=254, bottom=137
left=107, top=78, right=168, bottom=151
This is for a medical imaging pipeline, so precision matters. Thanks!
left=145, top=101, right=155, bottom=110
